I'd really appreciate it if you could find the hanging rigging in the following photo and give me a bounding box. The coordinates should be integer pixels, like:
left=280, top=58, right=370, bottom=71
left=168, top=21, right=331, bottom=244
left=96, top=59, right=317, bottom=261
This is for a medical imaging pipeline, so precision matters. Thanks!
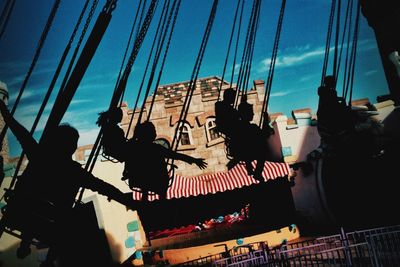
left=0, top=0, right=16, bottom=40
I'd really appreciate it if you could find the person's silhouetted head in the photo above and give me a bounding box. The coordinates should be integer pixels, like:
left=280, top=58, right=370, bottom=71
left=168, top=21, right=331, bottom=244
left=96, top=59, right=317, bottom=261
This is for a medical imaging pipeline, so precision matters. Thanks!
left=238, top=101, right=254, bottom=122
left=223, top=88, right=236, bottom=105
left=96, top=108, right=123, bottom=127
left=323, top=75, right=336, bottom=88
left=319, top=75, right=338, bottom=98
left=44, top=124, right=79, bottom=158
left=134, top=121, right=157, bottom=143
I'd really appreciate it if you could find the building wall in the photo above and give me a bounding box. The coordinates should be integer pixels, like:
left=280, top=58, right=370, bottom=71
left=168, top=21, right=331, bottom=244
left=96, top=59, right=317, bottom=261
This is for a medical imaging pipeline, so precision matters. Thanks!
left=0, top=80, right=9, bottom=164
left=82, top=160, right=146, bottom=265
left=274, top=113, right=320, bottom=163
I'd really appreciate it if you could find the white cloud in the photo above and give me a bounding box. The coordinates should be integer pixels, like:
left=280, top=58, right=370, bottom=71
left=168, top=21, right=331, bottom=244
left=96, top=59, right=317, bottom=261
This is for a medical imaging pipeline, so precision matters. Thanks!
left=234, top=63, right=240, bottom=73
left=70, top=99, right=93, bottom=105
left=0, top=60, right=30, bottom=72
left=14, top=113, right=48, bottom=132
left=300, top=73, right=318, bottom=82
left=364, top=70, right=377, bottom=76
left=270, top=91, right=290, bottom=97
left=257, top=39, right=377, bottom=73
left=63, top=107, right=103, bottom=128
left=7, top=75, right=25, bottom=87
left=268, top=86, right=315, bottom=99
left=259, top=47, right=325, bottom=72
left=8, top=89, right=45, bottom=103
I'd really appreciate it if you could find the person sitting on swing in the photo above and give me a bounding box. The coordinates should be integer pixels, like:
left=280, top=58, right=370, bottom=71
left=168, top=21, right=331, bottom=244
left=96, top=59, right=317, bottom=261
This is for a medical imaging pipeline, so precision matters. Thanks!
left=123, top=121, right=207, bottom=201
left=215, top=88, right=240, bottom=136
left=317, top=75, right=354, bottom=151
left=237, top=96, right=272, bottom=182
left=0, top=100, right=132, bottom=267
left=96, top=107, right=127, bottom=162
left=215, top=88, right=241, bottom=160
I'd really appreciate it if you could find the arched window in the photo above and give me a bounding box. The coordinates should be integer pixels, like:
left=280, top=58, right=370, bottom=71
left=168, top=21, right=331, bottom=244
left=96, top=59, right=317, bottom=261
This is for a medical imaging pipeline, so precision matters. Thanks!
left=178, top=123, right=193, bottom=146
left=205, top=118, right=219, bottom=142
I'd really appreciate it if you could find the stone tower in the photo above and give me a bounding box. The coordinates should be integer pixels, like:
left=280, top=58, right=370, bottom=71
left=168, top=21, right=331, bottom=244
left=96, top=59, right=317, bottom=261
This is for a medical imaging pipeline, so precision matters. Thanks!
left=0, top=80, right=9, bottom=164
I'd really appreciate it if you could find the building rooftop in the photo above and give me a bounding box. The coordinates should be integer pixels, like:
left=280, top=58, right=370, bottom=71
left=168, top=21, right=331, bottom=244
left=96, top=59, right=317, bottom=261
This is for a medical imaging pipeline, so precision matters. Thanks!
left=156, top=76, right=230, bottom=105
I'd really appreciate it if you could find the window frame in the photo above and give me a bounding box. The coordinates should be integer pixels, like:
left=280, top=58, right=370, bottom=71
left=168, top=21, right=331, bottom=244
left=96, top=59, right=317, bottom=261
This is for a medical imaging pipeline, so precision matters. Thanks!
left=178, top=122, right=193, bottom=146
left=205, top=117, right=219, bottom=142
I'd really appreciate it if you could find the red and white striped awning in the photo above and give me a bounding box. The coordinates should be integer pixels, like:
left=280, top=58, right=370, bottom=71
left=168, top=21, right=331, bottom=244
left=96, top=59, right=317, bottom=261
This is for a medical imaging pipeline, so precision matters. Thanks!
left=132, top=161, right=291, bottom=201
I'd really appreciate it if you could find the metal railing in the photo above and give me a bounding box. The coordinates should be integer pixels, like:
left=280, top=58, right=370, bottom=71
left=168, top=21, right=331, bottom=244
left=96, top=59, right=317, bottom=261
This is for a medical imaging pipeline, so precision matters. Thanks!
left=367, top=230, right=400, bottom=267
left=177, top=225, right=400, bottom=266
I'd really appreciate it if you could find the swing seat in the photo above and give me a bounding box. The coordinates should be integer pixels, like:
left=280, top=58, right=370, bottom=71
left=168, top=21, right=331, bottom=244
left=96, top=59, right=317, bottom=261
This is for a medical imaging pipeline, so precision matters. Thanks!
left=123, top=161, right=177, bottom=199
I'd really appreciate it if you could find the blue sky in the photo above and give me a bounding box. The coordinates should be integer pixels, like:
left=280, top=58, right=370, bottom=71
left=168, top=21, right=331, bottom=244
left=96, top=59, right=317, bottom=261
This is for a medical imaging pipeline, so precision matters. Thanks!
left=0, top=0, right=389, bottom=157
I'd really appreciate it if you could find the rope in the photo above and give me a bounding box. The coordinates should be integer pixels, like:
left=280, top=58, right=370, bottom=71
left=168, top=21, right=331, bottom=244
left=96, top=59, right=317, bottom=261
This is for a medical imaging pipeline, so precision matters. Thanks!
left=125, top=0, right=169, bottom=137
left=237, top=0, right=259, bottom=103
left=117, top=0, right=144, bottom=106
left=347, top=1, right=361, bottom=106
left=259, top=0, right=286, bottom=129
left=332, top=0, right=341, bottom=79
left=137, top=0, right=173, bottom=125
left=108, top=0, right=158, bottom=108
left=0, top=0, right=15, bottom=40
left=119, top=0, right=149, bottom=106
left=341, top=0, right=354, bottom=98
left=233, top=0, right=258, bottom=108
left=336, top=0, right=353, bottom=84
left=8, top=0, right=94, bottom=190
left=170, top=0, right=219, bottom=154
left=242, top=0, right=261, bottom=97
left=147, top=0, right=182, bottom=120
left=321, top=0, right=336, bottom=86
left=0, top=0, right=61, bottom=143
left=217, top=0, right=242, bottom=101
left=229, top=0, right=245, bottom=88
left=119, top=0, right=148, bottom=105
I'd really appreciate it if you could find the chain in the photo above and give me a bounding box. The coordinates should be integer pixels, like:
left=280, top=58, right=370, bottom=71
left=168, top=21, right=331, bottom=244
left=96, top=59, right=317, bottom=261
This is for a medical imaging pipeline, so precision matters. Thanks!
left=77, top=0, right=99, bottom=46
left=66, top=0, right=90, bottom=48
left=124, top=0, right=158, bottom=78
left=103, top=0, right=118, bottom=13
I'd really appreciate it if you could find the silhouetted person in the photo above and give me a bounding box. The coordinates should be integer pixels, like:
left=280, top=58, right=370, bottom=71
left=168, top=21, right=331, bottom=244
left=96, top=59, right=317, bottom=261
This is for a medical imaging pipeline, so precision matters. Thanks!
left=123, top=121, right=207, bottom=201
left=317, top=75, right=354, bottom=151
left=96, top=107, right=127, bottom=162
left=261, top=111, right=275, bottom=137
left=215, top=88, right=240, bottom=137
left=361, top=0, right=400, bottom=105
left=0, top=100, right=131, bottom=267
left=215, top=88, right=241, bottom=162
left=237, top=97, right=271, bottom=182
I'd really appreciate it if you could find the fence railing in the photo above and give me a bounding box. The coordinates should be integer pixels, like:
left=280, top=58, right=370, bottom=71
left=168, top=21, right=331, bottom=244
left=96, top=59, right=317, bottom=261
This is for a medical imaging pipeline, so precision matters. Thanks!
left=176, top=225, right=400, bottom=266
left=367, top=230, right=400, bottom=267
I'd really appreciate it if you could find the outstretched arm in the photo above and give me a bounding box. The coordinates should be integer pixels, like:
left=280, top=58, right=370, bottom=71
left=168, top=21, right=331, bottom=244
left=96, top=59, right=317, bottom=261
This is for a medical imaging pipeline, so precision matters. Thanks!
left=163, top=148, right=207, bottom=170
left=82, top=171, right=134, bottom=208
left=0, top=100, right=38, bottom=159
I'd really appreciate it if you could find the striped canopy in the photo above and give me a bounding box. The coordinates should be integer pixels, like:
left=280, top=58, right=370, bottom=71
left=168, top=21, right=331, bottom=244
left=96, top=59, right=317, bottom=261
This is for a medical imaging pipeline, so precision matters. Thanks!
left=132, top=161, right=290, bottom=201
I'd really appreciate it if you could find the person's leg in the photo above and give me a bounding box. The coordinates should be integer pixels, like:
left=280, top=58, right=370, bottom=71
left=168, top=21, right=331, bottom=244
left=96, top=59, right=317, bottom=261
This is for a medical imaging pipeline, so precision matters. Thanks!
left=16, top=236, right=31, bottom=259
left=245, top=160, right=254, bottom=175
left=253, top=157, right=266, bottom=182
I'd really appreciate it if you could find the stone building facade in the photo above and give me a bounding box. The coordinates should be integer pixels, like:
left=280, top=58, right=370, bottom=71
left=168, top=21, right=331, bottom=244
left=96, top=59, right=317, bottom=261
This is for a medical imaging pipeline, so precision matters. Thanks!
left=115, top=76, right=268, bottom=177
left=0, top=81, right=9, bottom=164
